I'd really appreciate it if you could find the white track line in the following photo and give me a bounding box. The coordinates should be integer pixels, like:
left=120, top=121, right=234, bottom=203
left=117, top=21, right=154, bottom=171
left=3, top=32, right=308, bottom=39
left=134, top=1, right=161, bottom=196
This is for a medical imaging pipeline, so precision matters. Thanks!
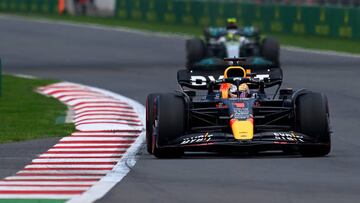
left=57, top=82, right=145, bottom=203
left=0, top=81, right=145, bottom=202
left=67, top=84, right=146, bottom=203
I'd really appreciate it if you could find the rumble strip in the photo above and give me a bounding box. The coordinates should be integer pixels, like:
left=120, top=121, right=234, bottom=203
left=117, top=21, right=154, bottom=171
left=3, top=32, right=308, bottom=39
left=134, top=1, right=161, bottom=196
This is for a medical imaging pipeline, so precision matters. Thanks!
left=0, top=82, right=145, bottom=203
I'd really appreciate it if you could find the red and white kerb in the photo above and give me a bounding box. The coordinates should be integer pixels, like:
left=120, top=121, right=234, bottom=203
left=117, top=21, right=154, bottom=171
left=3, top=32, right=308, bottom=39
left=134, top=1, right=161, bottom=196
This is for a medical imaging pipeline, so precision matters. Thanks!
left=0, top=82, right=145, bottom=202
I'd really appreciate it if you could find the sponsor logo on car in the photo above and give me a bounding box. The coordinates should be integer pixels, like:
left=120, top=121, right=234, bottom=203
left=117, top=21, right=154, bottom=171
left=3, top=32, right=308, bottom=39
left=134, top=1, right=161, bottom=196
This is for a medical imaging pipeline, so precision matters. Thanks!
left=190, top=74, right=270, bottom=86
left=190, top=75, right=224, bottom=86
left=274, top=132, right=304, bottom=142
left=181, top=133, right=213, bottom=145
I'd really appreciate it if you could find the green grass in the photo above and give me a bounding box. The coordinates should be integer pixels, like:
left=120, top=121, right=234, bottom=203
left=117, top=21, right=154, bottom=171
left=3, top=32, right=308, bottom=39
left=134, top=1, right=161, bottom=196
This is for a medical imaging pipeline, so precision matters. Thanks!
left=0, top=75, right=74, bottom=143
left=269, top=32, right=360, bottom=54
left=8, top=13, right=360, bottom=54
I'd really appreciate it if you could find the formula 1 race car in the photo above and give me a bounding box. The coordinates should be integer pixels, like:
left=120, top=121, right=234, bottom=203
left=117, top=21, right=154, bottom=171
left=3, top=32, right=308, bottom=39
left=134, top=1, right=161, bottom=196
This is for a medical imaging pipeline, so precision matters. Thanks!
left=186, top=24, right=280, bottom=68
left=146, top=58, right=331, bottom=158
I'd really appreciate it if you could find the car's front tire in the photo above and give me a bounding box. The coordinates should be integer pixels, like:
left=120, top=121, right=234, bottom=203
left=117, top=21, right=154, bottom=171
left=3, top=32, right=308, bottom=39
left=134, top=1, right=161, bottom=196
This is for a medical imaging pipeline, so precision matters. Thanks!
left=153, top=93, right=185, bottom=158
left=296, top=92, right=331, bottom=157
left=146, top=93, right=160, bottom=154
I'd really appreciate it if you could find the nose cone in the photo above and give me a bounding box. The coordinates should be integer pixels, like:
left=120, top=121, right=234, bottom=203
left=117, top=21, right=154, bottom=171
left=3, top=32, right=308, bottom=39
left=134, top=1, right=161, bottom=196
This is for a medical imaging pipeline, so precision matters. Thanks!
left=230, top=119, right=254, bottom=140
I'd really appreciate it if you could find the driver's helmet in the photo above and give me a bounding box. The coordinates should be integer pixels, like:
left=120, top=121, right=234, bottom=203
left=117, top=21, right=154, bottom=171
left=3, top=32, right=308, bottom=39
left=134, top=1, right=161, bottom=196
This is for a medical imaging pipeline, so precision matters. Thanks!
left=226, top=18, right=238, bottom=30
left=229, top=83, right=250, bottom=98
left=221, top=66, right=248, bottom=99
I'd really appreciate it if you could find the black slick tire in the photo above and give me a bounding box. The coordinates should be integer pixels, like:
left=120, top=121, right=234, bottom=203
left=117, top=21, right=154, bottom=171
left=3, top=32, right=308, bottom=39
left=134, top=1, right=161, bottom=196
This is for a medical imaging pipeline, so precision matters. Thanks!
left=261, top=37, right=280, bottom=66
left=146, top=93, right=160, bottom=154
left=153, top=93, right=185, bottom=158
left=296, top=92, right=331, bottom=157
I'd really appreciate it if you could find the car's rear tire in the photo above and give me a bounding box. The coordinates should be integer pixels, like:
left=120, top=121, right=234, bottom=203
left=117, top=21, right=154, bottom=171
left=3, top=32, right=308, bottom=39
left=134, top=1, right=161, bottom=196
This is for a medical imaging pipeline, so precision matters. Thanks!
left=186, top=38, right=206, bottom=68
left=261, top=37, right=280, bottom=66
left=296, top=92, right=331, bottom=157
left=153, top=93, right=185, bottom=158
left=146, top=93, right=160, bottom=154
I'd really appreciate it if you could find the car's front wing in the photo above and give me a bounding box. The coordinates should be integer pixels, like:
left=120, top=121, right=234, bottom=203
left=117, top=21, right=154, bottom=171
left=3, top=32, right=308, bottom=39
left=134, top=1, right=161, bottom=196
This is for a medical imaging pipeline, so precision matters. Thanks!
left=159, top=131, right=327, bottom=152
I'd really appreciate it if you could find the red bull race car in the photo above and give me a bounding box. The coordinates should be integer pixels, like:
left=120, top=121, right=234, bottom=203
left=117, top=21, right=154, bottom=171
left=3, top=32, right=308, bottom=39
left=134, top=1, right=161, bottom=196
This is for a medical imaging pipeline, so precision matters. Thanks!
left=146, top=58, right=331, bottom=158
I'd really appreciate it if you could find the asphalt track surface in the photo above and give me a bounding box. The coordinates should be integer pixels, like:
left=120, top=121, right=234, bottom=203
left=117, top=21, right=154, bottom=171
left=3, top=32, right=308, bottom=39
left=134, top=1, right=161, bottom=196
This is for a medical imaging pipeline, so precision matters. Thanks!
left=0, top=16, right=360, bottom=203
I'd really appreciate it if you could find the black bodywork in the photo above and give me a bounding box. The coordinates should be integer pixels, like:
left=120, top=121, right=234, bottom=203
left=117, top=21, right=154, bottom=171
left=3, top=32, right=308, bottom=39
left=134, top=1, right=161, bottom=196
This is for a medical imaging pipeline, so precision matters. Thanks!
left=149, top=61, right=331, bottom=156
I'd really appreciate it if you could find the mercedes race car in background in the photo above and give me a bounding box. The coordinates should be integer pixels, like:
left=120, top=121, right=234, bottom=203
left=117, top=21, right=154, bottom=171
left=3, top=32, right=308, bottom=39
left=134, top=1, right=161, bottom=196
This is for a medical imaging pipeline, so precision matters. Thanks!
left=186, top=18, right=280, bottom=68
left=146, top=58, right=331, bottom=158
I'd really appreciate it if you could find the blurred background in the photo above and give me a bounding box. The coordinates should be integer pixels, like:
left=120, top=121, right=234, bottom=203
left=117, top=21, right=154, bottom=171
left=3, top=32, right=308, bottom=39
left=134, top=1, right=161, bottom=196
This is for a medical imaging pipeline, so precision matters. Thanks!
left=254, top=0, right=359, bottom=6
left=0, top=0, right=358, bottom=42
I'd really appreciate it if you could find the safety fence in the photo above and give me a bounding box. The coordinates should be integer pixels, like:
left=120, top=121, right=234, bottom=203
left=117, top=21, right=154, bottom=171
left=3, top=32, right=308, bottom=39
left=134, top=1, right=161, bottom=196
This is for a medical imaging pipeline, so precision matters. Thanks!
left=114, top=0, right=360, bottom=40
left=0, top=0, right=58, bottom=14
left=216, top=0, right=360, bottom=7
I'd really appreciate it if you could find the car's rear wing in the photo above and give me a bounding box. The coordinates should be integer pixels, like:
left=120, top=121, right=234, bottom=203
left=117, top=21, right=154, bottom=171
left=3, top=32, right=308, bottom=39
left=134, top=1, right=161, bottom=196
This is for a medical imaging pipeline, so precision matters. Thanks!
left=178, top=64, right=283, bottom=90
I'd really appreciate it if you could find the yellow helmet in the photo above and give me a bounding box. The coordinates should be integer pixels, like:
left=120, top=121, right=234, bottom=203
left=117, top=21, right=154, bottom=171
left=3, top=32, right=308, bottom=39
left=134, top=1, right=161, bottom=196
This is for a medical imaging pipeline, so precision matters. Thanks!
left=226, top=18, right=238, bottom=29
left=227, top=18, right=237, bottom=24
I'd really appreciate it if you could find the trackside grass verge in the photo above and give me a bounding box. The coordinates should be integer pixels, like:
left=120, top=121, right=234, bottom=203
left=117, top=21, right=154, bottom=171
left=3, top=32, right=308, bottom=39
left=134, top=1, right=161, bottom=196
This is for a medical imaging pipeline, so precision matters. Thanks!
left=0, top=75, right=74, bottom=143
left=4, top=13, right=360, bottom=55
